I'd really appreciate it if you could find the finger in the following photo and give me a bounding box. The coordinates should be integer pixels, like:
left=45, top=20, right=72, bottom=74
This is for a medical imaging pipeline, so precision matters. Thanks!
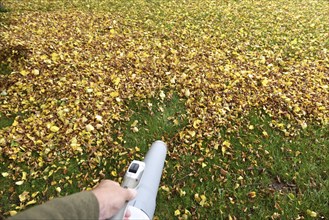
left=101, top=179, right=120, bottom=187
left=124, top=208, right=131, bottom=219
left=124, top=188, right=137, bottom=201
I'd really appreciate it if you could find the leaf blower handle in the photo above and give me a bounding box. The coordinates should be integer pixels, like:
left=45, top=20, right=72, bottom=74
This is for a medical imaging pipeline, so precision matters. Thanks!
left=109, top=140, right=167, bottom=220
left=109, top=160, right=145, bottom=220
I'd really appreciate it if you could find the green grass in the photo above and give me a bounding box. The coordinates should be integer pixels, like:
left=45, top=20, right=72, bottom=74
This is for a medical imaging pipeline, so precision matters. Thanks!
left=0, top=93, right=189, bottom=217
left=0, top=158, right=91, bottom=216
left=106, top=102, right=329, bottom=219
left=1, top=0, right=328, bottom=219
left=1, top=95, right=328, bottom=219
left=0, top=2, right=9, bottom=13
left=0, top=113, right=15, bottom=129
left=155, top=111, right=329, bottom=219
left=121, top=92, right=188, bottom=153
left=227, top=112, right=329, bottom=218
left=0, top=63, right=12, bottom=75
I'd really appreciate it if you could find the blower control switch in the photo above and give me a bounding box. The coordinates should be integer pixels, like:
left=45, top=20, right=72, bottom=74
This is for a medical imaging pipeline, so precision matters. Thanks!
left=129, top=163, right=139, bottom=173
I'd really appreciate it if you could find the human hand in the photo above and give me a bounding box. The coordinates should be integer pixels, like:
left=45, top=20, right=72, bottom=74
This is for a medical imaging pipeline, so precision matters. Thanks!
left=92, top=180, right=137, bottom=220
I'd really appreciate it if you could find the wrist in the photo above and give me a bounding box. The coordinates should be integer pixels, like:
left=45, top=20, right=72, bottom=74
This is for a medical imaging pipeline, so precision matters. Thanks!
left=91, top=190, right=107, bottom=220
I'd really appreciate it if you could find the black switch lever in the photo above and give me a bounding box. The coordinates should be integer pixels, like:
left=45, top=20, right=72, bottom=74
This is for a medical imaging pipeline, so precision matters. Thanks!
left=128, top=163, right=139, bottom=173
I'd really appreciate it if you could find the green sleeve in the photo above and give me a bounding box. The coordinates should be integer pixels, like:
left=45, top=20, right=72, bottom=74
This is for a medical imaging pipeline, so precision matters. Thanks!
left=9, top=191, right=99, bottom=220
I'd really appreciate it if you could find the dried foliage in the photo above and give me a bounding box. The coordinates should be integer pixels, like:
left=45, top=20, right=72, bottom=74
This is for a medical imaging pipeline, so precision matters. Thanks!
left=0, top=0, right=328, bottom=218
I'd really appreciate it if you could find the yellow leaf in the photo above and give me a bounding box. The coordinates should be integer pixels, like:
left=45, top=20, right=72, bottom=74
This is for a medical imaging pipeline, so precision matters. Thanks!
left=295, top=151, right=301, bottom=157
left=127, top=51, right=134, bottom=58
left=22, top=171, right=27, bottom=180
left=1, top=172, right=9, bottom=177
left=131, top=120, right=138, bottom=127
left=32, top=69, right=40, bottom=75
left=262, top=131, right=269, bottom=137
left=12, top=120, right=18, bottom=126
left=300, top=121, right=307, bottom=129
left=29, top=96, right=35, bottom=102
left=223, top=140, right=231, bottom=148
left=48, top=170, right=54, bottom=177
left=26, top=199, right=37, bottom=206
left=174, top=209, right=181, bottom=216
left=184, top=89, right=190, bottom=97
left=31, top=192, right=39, bottom=198
left=111, top=170, right=117, bottom=177
left=92, top=178, right=100, bottom=183
left=260, top=55, right=266, bottom=64
left=96, top=91, right=103, bottom=96
left=294, top=106, right=301, bottom=113
left=51, top=52, right=59, bottom=62
left=194, top=193, right=200, bottom=202
left=318, top=106, right=325, bottom=111
left=221, top=146, right=226, bottom=155
left=15, top=180, right=24, bottom=185
left=306, top=209, right=317, bottom=217
left=9, top=211, right=17, bottom=216
left=193, top=119, right=201, bottom=129
left=86, top=124, right=95, bottom=132
left=111, top=76, right=121, bottom=86
left=86, top=88, right=93, bottom=93
left=199, top=194, right=207, bottom=207
left=95, top=115, right=103, bottom=123
left=110, top=91, right=119, bottom=97
left=290, top=38, right=298, bottom=45
left=161, top=185, right=170, bottom=192
left=0, top=137, right=5, bottom=145
left=184, top=209, right=191, bottom=215
left=20, top=70, right=29, bottom=76
left=179, top=189, right=186, bottom=197
left=287, top=193, right=295, bottom=200
left=40, top=54, right=48, bottom=60
left=50, top=126, right=60, bottom=133
left=19, top=191, right=29, bottom=202
left=159, top=90, right=166, bottom=100
left=188, top=130, right=196, bottom=137
left=261, top=78, right=269, bottom=86
left=70, top=137, right=79, bottom=147
left=248, top=191, right=257, bottom=199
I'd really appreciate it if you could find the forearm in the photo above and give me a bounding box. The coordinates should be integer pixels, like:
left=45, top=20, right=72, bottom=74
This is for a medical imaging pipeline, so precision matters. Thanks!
left=9, top=191, right=99, bottom=220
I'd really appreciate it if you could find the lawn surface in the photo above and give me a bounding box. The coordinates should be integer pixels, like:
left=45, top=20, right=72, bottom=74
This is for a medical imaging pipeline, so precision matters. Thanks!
left=0, top=0, right=328, bottom=219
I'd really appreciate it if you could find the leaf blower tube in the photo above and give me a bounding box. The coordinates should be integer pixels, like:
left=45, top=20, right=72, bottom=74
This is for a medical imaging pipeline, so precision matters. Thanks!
left=110, top=140, right=167, bottom=220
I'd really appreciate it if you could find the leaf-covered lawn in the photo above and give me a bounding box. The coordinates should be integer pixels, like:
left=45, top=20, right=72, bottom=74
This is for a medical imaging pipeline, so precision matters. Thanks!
left=0, top=0, right=328, bottom=219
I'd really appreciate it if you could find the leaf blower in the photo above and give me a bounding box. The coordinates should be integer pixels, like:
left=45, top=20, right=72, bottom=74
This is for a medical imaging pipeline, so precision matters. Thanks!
left=109, top=140, right=167, bottom=220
